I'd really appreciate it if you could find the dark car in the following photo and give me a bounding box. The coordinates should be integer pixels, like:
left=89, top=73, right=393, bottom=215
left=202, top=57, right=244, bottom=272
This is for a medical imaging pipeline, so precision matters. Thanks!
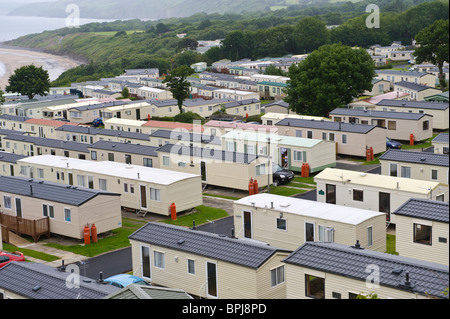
left=386, top=137, right=402, bottom=149
left=272, top=163, right=294, bottom=185
left=92, top=118, right=104, bottom=127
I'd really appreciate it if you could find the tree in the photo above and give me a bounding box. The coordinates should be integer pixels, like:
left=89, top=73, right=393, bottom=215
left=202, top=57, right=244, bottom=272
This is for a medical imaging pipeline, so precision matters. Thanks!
left=414, top=19, right=449, bottom=90
left=284, top=43, right=375, bottom=116
left=121, top=87, right=130, bottom=99
left=294, top=16, right=330, bottom=54
left=6, top=65, right=50, bottom=100
left=0, top=89, right=5, bottom=106
left=162, top=65, right=194, bottom=114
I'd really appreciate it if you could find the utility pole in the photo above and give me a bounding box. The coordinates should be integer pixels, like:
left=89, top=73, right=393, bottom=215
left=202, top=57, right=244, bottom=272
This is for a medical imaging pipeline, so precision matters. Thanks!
left=267, top=136, right=271, bottom=193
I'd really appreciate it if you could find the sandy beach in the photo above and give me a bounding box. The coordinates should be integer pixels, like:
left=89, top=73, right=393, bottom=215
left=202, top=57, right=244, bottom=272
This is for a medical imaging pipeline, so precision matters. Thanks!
left=0, top=47, right=81, bottom=90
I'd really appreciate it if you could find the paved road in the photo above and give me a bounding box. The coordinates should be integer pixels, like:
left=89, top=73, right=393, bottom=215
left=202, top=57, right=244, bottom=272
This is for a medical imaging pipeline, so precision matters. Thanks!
left=71, top=247, right=132, bottom=280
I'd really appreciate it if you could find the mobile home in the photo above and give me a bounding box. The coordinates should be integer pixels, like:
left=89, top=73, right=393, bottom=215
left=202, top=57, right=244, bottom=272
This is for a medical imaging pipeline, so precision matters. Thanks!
left=393, top=198, right=448, bottom=266
left=128, top=222, right=291, bottom=299
left=0, top=175, right=122, bottom=240
left=16, top=155, right=203, bottom=216
left=314, top=168, right=449, bottom=222
left=233, top=194, right=386, bottom=252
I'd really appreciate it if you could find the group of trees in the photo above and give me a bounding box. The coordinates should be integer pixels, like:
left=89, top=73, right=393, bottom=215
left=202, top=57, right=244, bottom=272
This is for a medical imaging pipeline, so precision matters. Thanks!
left=4, top=0, right=448, bottom=118
left=285, top=18, right=449, bottom=116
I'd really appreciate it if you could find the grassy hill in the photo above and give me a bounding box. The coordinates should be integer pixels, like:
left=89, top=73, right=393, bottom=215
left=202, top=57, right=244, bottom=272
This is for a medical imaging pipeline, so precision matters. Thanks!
left=8, top=0, right=299, bottom=19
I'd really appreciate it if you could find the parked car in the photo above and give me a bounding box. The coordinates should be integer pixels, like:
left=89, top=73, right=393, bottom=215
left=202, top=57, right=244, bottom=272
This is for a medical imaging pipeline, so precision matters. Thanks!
left=0, top=251, right=25, bottom=268
left=386, top=137, right=402, bottom=149
left=272, top=163, right=294, bottom=185
left=92, top=118, right=104, bottom=127
left=104, top=274, right=151, bottom=288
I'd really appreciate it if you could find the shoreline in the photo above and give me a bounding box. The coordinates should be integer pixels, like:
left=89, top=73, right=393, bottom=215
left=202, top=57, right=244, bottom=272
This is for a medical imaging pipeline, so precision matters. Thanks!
left=0, top=45, right=83, bottom=89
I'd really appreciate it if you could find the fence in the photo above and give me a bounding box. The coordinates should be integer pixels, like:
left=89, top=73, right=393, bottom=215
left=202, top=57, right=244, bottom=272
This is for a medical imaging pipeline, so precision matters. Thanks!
left=0, top=213, right=50, bottom=243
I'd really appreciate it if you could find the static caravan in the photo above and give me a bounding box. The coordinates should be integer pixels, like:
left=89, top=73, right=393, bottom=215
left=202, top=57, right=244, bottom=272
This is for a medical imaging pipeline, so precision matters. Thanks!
left=329, top=108, right=433, bottom=142
left=141, top=120, right=202, bottom=135
left=261, top=112, right=331, bottom=126
left=24, top=118, right=79, bottom=139
left=0, top=262, right=119, bottom=299
left=393, top=81, right=441, bottom=102
left=375, top=70, right=436, bottom=87
left=222, top=130, right=336, bottom=174
left=104, top=118, right=147, bottom=133
left=393, top=198, right=448, bottom=266
left=379, top=149, right=449, bottom=185
left=348, top=91, right=409, bottom=110
left=203, top=120, right=277, bottom=137
left=283, top=242, right=449, bottom=299
left=432, top=133, right=449, bottom=154
left=0, top=151, right=27, bottom=177
left=56, top=124, right=152, bottom=146
left=0, top=114, right=30, bottom=131
left=233, top=194, right=386, bottom=252
left=88, top=140, right=159, bottom=168
left=374, top=99, right=449, bottom=130
left=314, top=168, right=449, bottom=222
left=156, top=144, right=272, bottom=191
left=275, top=118, right=386, bottom=157
left=16, top=155, right=203, bottom=216
left=263, top=101, right=290, bottom=114
left=149, top=129, right=222, bottom=150
left=128, top=222, right=291, bottom=299
left=0, top=175, right=122, bottom=240
left=2, top=134, right=89, bottom=159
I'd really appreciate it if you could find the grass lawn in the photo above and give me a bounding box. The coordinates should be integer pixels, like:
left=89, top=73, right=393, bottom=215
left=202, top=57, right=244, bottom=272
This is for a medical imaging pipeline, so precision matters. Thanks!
left=2, top=243, right=60, bottom=262
left=292, top=175, right=316, bottom=185
left=44, top=218, right=148, bottom=257
left=267, top=186, right=307, bottom=196
left=161, top=205, right=229, bottom=227
left=386, top=234, right=398, bottom=255
left=203, top=193, right=241, bottom=200
left=400, top=134, right=437, bottom=150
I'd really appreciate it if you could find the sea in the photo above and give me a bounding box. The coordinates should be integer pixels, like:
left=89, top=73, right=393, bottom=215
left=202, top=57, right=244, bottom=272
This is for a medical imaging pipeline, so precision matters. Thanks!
left=0, top=11, right=117, bottom=80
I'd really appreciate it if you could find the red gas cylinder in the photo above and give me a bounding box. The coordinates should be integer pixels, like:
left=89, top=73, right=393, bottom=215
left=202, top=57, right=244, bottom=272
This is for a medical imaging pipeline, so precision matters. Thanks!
left=301, top=163, right=305, bottom=177
left=304, top=163, right=310, bottom=177
left=369, top=147, right=374, bottom=161
left=91, top=224, right=98, bottom=243
left=83, top=225, right=90, bottom=245
left=410, top=134, right=414, bottom=146
left=253, top=179, right=259, bottom=194
left=249, top=178, right=255, bottom=195
left=147, top=114, right=151, bottom=121
left=366, top=148, right=370, bottom=161
left=170, top=202, right=177, bottom=221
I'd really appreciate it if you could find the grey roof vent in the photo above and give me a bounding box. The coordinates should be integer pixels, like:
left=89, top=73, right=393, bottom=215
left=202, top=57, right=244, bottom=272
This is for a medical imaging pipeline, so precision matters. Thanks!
left=32, top=285, right=41, bottom=292
left=177, top=239, right=185, bottom=245
left=391, top=268, right=403, bottom=275
left=351, top=240, right=364, bottom=249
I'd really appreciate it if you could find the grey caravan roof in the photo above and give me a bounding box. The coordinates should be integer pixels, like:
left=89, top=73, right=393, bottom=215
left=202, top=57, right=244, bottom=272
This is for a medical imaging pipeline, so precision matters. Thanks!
left=0, top=262, right=118, bottom=299
left=329, top=108, right=430, bottom=120
left=275, top=118, right=380, bottom=134
left=283, top=242, right=449, bottom=299
left=393, top=198, right=449, bottom=223
left=56, top=124, right=151, bottom=141
left=378, top=149, right=449, bottom=167
left=432, top=133, right=449, bottom=143
left=0, top=175, right=120, bottom=206
left=129, top=222, right=291, bottom=269
left=4, top=134, right=89, bottom=153
left=156, top=144, right=260, bottom=164
left=89, top=140, right=159, bottom=157
left=376, top=99, right=449, bottom=110
left=0, top=151, right=27, bottom=163
left=150, top=129, right=221, bottom=145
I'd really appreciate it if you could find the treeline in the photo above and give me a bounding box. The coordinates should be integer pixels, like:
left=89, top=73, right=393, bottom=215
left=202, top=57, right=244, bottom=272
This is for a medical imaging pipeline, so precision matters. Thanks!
left=7, top=0, right=448, bottom=87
